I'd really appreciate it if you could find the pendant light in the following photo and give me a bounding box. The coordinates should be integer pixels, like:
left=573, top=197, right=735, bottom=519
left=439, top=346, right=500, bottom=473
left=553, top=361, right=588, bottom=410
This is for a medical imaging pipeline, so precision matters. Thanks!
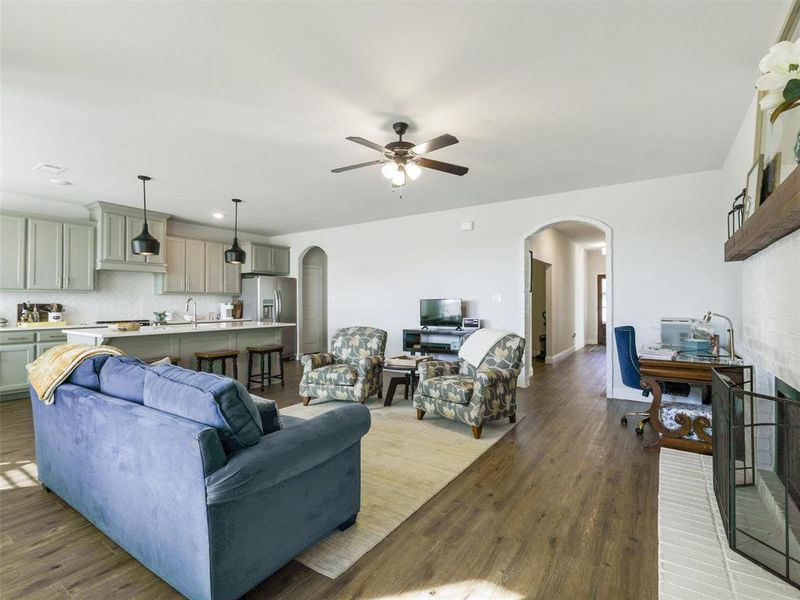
left=224, top=199, right=246, bottom=264
left=131, top=175, right=160, bottom=256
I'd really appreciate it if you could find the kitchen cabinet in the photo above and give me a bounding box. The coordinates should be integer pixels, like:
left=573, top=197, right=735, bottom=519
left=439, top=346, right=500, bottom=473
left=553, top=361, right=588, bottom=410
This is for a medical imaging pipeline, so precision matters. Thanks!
left=27, top=218, right=64, bottom=290
left=0, top=343, right=36, bottom=394
left=185, top=238, right=206, bottom=293
left=223, top=260, right=241, bottom=295
left=155, top=236, right=242, bottom=295
left=63, top=223, right=95, bottom=291
left=88, top=202, right=169, bottom=272
left=0, top=214, right=26, bottom=289
left=162, top=236, right=187, bottom=293
left=205, top=242, right=225, bottom=294
left=1, top=213, right=95, bottom=292
left=241, top=242, right=290, bottom=275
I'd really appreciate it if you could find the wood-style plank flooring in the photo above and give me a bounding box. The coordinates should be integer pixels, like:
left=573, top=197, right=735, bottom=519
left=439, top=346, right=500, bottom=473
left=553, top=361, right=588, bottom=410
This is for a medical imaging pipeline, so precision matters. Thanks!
left=0, top=348, right=661, bottom=599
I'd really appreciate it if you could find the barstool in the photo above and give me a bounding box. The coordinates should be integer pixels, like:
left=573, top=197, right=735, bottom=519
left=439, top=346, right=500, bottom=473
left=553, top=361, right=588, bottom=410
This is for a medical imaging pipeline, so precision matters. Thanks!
left=247, top=345, right=284, bottom=390
left=195, top=350, right=240, bottom=379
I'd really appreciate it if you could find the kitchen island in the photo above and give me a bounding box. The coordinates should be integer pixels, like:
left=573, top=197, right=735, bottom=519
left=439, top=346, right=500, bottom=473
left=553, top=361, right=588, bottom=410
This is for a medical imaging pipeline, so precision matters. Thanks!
left=65, top=321, right=296, bottom=385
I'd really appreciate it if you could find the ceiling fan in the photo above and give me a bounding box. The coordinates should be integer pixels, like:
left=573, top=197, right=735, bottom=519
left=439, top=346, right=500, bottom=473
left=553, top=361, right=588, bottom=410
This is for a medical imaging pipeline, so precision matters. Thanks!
left=331, top=121, right=468, bottom=187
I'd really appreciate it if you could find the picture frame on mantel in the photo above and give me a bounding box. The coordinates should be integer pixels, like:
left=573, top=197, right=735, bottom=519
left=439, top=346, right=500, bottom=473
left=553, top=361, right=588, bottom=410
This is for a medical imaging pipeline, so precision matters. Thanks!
left=744, top=156, right=763, bottom=220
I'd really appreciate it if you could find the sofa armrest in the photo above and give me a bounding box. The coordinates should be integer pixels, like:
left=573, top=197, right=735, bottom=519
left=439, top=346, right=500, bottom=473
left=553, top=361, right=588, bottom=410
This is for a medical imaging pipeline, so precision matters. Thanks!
left=300, top=353, right=336, bottom=372
left=356, top=355, right=383, bottom=377
left=476, top=366, right=519, bottom=383
left=205, top=403, right=370, bottom=504
left=252, top=398, right=281, bottom=435
left=471, top=367, right=519, bottom=410
left=418, top=360, right=459, bottom=383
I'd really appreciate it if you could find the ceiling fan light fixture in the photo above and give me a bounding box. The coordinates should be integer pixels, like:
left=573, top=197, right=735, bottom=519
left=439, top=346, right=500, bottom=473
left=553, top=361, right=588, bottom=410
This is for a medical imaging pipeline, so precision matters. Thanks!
left=381, top=162, right=398, bottom=179
left=391, top=168, right=406, bottom=187
left=405, top=161, right=421, bottom=180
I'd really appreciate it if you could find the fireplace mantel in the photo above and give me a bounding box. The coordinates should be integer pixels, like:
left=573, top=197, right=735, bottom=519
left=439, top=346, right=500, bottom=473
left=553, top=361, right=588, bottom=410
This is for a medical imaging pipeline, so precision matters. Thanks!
left=725, top=165, right=800, bottom=261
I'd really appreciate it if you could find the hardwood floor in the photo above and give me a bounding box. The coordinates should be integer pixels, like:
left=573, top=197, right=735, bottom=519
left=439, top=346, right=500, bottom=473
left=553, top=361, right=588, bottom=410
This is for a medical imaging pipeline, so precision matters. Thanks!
left=0, top=348, right=661, bottom=599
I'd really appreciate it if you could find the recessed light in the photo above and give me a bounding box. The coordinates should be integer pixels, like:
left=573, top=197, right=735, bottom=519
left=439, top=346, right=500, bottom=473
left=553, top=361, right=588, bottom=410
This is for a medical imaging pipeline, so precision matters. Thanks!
left=212, top=212, right=224, bottom=219
left=33, top=163, right=67, bottom=175
left=49, top=179, right=72, bottom=186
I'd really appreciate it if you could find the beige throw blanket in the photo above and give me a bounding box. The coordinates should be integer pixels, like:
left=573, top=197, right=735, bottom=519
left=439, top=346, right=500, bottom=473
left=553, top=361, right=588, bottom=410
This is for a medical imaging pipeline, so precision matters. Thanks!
left=26, top=343, right=124, bottom=404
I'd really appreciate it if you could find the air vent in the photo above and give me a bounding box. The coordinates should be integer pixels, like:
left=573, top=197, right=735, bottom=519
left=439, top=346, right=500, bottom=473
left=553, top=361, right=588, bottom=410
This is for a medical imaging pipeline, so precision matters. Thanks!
left=32, top=163, right=67, bottom=175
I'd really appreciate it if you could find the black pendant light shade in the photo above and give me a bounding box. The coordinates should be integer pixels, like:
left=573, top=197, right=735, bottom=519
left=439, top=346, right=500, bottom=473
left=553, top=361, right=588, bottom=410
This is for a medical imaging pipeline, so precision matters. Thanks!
left=131, top=175, right=161, bottom=256
left=225, top=199, right=246, bottom=264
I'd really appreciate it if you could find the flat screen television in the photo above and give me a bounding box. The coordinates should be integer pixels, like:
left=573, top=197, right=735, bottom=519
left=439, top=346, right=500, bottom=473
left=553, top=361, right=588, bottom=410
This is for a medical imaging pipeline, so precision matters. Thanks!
left=420, top=298, right=463, bottom=328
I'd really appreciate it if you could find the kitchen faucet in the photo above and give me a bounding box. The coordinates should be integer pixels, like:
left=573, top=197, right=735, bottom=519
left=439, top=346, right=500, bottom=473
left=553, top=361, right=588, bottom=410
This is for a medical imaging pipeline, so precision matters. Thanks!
left=702, top=311, right=735, bottom=358
left=186, top=297, right=197, bottom=329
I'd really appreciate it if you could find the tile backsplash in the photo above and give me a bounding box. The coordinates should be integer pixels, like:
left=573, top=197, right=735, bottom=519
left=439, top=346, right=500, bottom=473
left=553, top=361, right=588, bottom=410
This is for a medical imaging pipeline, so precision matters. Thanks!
left=0, top=271, right=238, bottom=325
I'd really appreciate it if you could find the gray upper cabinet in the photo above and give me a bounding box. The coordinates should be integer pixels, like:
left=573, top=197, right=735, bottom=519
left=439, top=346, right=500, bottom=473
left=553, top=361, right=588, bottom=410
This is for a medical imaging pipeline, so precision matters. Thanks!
left=185, top=238, right=206, bottom=293
left=63, top=223, right=95, bottom=291
left=88, top=202, right=169, bottom=273
left=272, top=246, right=290, bottom=275
left=102, top=212, right=126, bottom=262
left=27, top=219, right=63, bottom=290
left=162, top=236, right=187, bottom=293
left=223, top=260, right=241, bottom=295
left=1, top=213, right=96, bottom=292
left=205, top=242, right=225, bottom=294
left=241, top=242, right=290, bottom=275
left=0, top=214, right=26, bottom=289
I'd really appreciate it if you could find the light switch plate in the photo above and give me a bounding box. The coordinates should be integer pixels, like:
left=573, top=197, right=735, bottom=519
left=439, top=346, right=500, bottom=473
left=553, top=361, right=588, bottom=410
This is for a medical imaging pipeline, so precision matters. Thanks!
left=460, top=221, right=474, bottom=231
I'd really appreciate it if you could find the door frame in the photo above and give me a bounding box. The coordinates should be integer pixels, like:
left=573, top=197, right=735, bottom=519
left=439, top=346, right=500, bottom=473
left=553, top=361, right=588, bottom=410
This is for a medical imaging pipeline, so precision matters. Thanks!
left=597, top=274, right=607, bottom=345
left=297, top=246, right=328, bottom=356
left=522, top=216, right=613, bottom=398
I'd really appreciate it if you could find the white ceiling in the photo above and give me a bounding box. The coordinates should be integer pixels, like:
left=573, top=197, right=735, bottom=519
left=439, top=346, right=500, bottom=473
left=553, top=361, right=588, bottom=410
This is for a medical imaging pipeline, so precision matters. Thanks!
left=1, top=1, right=788, bottom=235
left=549, top=221, right=606, bottom=249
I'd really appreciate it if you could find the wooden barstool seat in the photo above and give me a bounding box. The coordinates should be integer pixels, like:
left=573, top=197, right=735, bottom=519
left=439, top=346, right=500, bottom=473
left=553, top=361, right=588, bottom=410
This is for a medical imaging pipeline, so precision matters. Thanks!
left=195, top=350, right=240, bottom=379
left=247, top=345, right=284, bottom=390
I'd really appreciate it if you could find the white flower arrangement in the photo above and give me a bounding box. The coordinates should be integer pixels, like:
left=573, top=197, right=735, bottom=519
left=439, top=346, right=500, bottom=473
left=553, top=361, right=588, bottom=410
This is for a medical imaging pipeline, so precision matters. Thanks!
left=756, top=40, right=800, bottom=122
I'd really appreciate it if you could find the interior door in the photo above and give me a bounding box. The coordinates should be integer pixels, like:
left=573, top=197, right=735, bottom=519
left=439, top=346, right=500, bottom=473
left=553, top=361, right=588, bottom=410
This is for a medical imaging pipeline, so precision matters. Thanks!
left=597, top=274, right=607, bottom=345
left=302, top=265, right=324, bottom=354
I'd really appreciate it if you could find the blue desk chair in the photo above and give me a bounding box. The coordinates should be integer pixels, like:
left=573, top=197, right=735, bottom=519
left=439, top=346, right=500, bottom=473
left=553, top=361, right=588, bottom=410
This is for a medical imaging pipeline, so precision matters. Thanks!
left=615, top=326, right=690, bottom=435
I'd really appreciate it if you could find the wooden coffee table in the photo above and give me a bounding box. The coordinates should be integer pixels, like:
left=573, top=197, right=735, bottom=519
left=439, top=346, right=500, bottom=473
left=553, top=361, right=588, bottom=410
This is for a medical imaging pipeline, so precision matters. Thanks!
left=383, top=365, right=421, bottom=407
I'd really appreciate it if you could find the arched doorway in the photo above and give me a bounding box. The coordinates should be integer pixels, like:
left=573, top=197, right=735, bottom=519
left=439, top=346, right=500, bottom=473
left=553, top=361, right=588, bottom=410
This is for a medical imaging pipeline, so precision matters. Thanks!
left=298, top=246, right=328, bottom=355
left=522, top=217, right=614, bottom=397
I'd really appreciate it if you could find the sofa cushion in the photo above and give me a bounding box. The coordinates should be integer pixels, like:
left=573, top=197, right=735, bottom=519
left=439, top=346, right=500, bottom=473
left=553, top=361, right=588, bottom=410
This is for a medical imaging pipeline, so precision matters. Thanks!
left=98, top=356, right=149, bottom=404
left=67, top=354, right=112, bottom=391
left=306, top=364, right=357, bottom=386
left=419, top=375, right=474, bottom=405
left=144, top=364, right=263, bottom=452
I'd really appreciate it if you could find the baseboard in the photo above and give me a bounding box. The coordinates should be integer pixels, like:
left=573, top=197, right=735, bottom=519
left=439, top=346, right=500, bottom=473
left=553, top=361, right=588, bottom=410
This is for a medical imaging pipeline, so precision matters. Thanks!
left=545, top=345, right=577, bottom=364
left=584, top=338, right=597, bottom=345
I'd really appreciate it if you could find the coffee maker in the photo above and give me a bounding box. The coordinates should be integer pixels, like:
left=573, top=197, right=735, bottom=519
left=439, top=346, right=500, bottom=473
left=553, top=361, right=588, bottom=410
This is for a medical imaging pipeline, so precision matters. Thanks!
left=219, top=303, right=234, bottom=320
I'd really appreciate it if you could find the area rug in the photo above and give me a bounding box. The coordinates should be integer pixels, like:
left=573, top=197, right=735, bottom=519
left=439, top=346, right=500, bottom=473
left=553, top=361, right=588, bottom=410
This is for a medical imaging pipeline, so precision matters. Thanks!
left=658, top=449, right=799, bottom=600
left=273, top=398, right=523, bottom=578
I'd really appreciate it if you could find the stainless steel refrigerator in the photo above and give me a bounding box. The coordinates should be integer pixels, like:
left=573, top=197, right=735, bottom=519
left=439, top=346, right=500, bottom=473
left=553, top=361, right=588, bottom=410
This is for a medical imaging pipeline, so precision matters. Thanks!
left=241, top=275, right=297, bottom=359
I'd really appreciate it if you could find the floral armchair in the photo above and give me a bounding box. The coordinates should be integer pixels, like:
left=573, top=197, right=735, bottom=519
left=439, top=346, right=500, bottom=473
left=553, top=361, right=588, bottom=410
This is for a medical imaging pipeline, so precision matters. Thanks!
left=413, top=331, right=525, bottom=438
left=300, top=326, right=387, bottom=405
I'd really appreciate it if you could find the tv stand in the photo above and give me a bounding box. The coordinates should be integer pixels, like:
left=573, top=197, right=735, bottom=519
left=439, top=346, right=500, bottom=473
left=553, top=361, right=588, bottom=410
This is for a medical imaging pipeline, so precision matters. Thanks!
left=402, top=328, right=476, bottom=355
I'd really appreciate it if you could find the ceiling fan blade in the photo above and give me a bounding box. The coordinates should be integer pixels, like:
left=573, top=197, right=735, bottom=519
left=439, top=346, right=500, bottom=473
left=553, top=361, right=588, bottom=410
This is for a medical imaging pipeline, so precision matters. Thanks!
left=416, top=157, right=469, bottom=176
left=331, top=160, right=384, bottom=173
left=346, top=136, right=390, bottom=154
left=411, top=134, right=459, bottom=155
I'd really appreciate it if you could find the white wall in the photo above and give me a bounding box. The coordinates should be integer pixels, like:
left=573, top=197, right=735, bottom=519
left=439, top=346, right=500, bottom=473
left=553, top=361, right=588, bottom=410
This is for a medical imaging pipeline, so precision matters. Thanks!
left=584, top=249, right=606, bottom=344
left=271, top=168, right=739, bottom=400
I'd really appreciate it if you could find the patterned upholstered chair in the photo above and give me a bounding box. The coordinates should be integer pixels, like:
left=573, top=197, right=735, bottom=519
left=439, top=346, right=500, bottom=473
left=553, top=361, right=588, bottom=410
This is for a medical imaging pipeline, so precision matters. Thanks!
left=413, top=330, right=525, bottom=439
left=300, top=326, right=387, bottom=405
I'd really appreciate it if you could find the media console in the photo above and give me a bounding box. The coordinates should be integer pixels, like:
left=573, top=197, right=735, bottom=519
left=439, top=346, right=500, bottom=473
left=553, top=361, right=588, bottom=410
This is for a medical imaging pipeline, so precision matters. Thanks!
left=402, top=328, right=476, bottom=355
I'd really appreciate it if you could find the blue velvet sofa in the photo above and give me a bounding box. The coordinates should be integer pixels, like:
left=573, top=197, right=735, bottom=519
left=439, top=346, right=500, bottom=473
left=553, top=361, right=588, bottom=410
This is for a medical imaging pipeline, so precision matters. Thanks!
left=30, top=356, right=370, bottom=600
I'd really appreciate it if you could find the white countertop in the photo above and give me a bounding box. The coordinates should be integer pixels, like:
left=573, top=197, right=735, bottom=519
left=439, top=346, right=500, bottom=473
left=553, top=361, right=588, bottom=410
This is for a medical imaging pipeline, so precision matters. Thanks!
left=0, top=318, right=251, bottom=332
left=64, top=321, right=296, bottom=340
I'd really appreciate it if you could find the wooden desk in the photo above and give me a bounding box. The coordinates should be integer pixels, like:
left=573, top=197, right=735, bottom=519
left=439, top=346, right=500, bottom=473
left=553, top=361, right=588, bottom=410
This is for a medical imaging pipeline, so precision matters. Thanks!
left=638, top=352, right=745, bottom=455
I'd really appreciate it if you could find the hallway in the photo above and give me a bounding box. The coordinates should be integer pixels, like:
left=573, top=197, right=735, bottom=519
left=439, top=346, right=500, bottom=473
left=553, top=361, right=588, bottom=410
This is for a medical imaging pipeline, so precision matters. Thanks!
left=0, top=349, right=660, bottom=600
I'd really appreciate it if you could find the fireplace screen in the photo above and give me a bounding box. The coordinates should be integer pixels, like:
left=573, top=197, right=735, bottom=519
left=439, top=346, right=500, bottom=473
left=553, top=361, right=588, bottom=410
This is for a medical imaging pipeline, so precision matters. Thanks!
left=712, top=367, right=799, bottom=589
